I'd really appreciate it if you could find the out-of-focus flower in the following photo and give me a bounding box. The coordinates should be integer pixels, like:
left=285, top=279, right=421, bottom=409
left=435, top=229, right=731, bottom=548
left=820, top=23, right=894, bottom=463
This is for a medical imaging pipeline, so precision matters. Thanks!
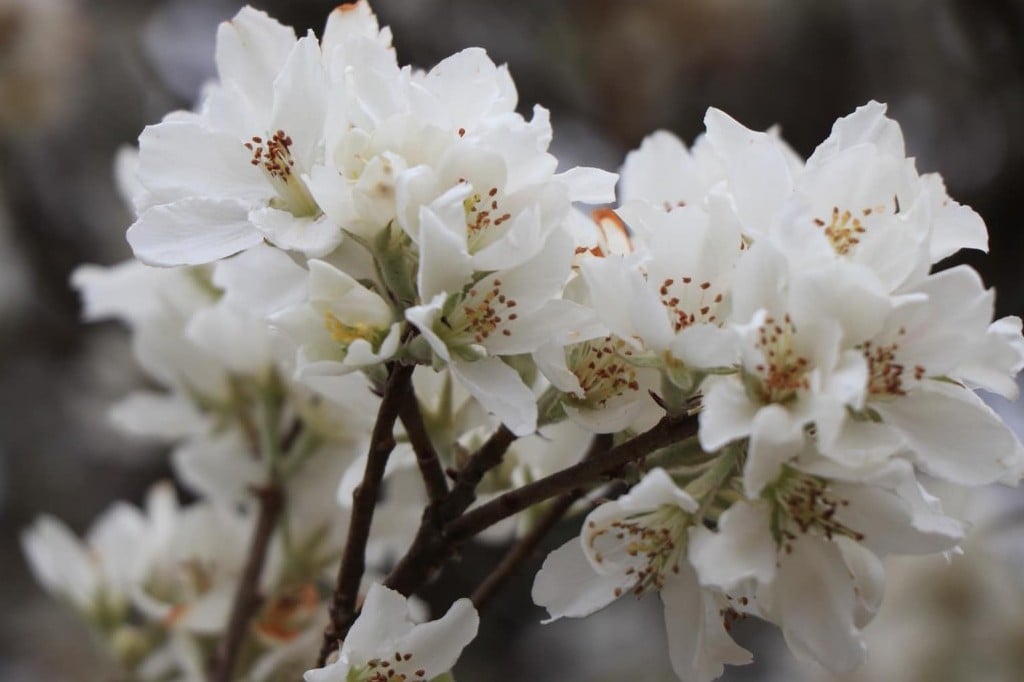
left=304, top=583, right=478, bottom=682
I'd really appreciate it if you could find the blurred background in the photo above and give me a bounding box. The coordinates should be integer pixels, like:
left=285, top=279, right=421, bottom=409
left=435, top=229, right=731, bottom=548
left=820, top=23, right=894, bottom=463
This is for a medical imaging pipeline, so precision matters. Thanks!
left=3, top=0, right=1024, bottom=679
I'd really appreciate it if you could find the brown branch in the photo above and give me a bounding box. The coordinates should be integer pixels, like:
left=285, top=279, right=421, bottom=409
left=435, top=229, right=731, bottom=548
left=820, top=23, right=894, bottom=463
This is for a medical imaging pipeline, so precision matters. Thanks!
left=317, top=362, right=414, bottom=666
left=446, top=414, right=698, bottom=543
left=211, top=485, right=284, bottom=682
left=384, top=424, right=516, bottom=596
left=398, top=393, right=448, bottom=504
left=385, top=413, right=697, bottom=597
left=471, top=433, right=614, bottom=610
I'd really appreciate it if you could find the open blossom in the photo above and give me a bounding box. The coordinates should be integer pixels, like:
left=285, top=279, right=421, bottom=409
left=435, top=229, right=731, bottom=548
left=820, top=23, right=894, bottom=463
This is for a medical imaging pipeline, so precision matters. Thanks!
left=22, top=499, right=149, bottom=619
left=689, top=454, right=963, bottom=673
left=533, top=469, right=751, bottom=682
left=272, top=259, right=404, bottom=377
left=304, top=584, right=478, bottom=682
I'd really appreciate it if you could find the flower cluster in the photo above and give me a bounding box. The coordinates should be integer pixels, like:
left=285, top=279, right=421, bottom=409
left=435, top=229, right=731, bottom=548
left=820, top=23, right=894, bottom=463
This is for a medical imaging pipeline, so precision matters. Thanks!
left=534, top=103, right=1024, bottom=679
left=21, top=3, right=1024, bottom=681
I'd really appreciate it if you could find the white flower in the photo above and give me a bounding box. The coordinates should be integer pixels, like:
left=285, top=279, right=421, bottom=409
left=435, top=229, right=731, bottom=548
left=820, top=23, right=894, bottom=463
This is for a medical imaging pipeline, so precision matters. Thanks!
left=821, top=265, right=1024, bottom=483
left=304, top=583, right=478, bottom=682
left=532, top=469, right=750, bottom=682
left=407, top=225, right=591, bottom=435
left=534, top=335, right=661, bottom=433
left=22, top=500, right=148, bottom=618
left=127, top=7, right=342, bottom=265
left=688, top=458, right=964, bottom=674
left=581, top=198, right=743, bottom=385
left=698, top=241, right=890, bottom=494
left=129, top=488, right=252, bottom=635
left=272, top=259, right=403, bottom=377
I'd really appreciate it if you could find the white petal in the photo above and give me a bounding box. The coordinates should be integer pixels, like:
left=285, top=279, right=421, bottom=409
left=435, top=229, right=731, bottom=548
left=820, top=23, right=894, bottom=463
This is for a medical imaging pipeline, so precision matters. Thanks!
left=215, top=7, right=296, bottom=114
left=662, top=566, right=751, bottom=682
left=689, top=501, right=776, bottom=590
left=875, top=382, right=1022, bottom=485
left=698, top=378, right=758, bottom=452
left=775, top=538, right=866, bottom=673
left=554, top=166, right=618, bottom=203
left=620, top=130, right=702, bottom=207
left=703, top=108, right=794, bottom=235
left=531, top=538, right=628, bottom=621
left=250, top=207, right=343, bottom=257
left=212, top=243, right=308, bottom=316
left=341, top=583, right=416, bottom=663
left=136, top=120, right=267, bottom=205
left=451, top=358, right=537, bottom=436
left=108, top=391, right=206, bottom=441
left=270, top=34, right=327, bottom=167
left=128, top=198, right=263, bottom=266
left=394, top=598, right=479, bottom=677
left=744, top=405, right=804, bottom=496
left=417, top=203, right=473, bottom=301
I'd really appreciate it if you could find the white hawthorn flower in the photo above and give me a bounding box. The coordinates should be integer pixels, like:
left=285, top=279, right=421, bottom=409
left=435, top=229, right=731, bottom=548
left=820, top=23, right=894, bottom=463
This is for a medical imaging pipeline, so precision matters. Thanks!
left=129, top=489, right=252, bottom=635
left=272, top=259, right=403, bottom=378
left=821, top=265, right=1024, bottom=483
left=127, top=7, right=344, bottom=264
left=581, top=198, right=743, bottom=386
left=407, top=221, right=595, bottom=435
left=22, top=500, right=148, bottom=619
left=689, top=457, right=964, bottom=674
left=304, top=583, right=478, bottom=682
left=533, top=469, right=751, bottom=682
left=698, top=241, right=891, bottom=494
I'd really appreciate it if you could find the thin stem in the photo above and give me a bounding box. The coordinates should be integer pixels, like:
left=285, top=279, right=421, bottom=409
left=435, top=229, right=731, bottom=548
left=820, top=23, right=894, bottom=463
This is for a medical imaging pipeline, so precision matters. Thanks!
left=439, top=425, right=516, bottom=520
left=211, top=485, right=283, bottom=682
left=471, top=433, right=613, bottom=610
left=445, top=414, right=698, bottom=545
left=317, top=362, right=414, bottom=666
left=384, top=424, right=516, bottom=596
left=386, top=413, right=697, bottom=598
left=398, top=392, right=448, bottom=503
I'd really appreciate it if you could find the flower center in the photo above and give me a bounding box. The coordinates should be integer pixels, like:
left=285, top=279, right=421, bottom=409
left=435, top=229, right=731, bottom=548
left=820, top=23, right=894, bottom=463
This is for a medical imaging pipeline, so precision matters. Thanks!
left=461, top=184, right=512, bottom=252
left=348, top=653, right=429, bottom=682
left=657, top=276, right=725, bottom=332
left=149, top=558, right=218, bottom=626
left=324, top=312, right=388, bottom=352
left=587, top=505, right=690, bottom=596
left=769, top=471, right=863, bottom=553
left=566, top=336, right=640, bottom=408
left=246, top=130, right=320, bottom=218
left=443, top=277, right=519, bottom=346
left=813, top=203, right=889, bottom=256
left=750, top=314, right=810, bottom=404
left=860, top=327, right=925, bottom=398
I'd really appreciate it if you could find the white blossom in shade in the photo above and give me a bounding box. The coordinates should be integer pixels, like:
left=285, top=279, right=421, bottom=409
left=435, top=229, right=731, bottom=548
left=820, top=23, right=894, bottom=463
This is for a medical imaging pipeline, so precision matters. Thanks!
left=703, top=102, right=988, bottom=295
left=580, top=198, right=743, bottom=390
left=304, top=583, right=478, bottom=682
left=820, top=265, right=1024, bottom=483
left=129, top=486, right=251, bottom=635
left=533, top=469, right=751, bottom=682
left=533, top=335, right=661, bottom=434
left=22, top=501, right=148, bottom=618
left=127, top=7, right=342, bottom=265
left=271, top=259, right=403, bottom=378
left=698, top=241, right=890, bottom=493
left=804, top=101, right=988, bottom=268
left=407, top=224, right=594, bottom=435
left=688, top=457, right=964, bottom=675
